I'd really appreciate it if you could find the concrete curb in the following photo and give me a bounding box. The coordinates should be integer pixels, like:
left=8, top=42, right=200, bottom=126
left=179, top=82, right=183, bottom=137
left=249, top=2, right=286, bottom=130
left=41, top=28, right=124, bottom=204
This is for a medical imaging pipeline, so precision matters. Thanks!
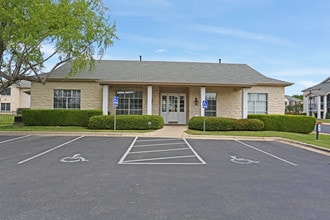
left=1, top=128, right=329, bottom=156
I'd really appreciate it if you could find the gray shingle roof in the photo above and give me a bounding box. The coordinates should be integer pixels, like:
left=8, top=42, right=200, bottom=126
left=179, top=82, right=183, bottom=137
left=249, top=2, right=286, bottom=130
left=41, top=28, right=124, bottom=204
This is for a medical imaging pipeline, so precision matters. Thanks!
left=49, top=60, right=292, bottom=87
left=17, top=80, right=31, bottom=88
left=302, top=77, right=330, bottom=95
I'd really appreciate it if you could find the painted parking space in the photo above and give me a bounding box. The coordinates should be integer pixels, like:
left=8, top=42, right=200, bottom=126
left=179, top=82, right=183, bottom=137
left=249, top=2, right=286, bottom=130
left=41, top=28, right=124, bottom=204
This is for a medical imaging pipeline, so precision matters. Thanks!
left=0, top=135, right=329, bottom=219
left=118, top=137, right=206, bottom=164
left=0, top=135, right=84, bottom=167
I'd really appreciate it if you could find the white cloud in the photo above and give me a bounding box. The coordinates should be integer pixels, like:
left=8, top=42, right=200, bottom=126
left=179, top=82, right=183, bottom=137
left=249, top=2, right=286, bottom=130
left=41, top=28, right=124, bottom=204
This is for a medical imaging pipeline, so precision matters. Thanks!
left=154, top=49, right=167, bottom=53
left=270, top=68, right=330, bottom=77
left=297, top=80, right=318, bottom=88
left=188, top=24, right=290, bottom=45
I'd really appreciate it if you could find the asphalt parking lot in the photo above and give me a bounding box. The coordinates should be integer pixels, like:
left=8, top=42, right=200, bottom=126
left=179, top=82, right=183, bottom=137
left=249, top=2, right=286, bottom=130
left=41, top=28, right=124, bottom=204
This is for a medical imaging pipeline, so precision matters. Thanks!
left=0, top=135, right=329, bottom=220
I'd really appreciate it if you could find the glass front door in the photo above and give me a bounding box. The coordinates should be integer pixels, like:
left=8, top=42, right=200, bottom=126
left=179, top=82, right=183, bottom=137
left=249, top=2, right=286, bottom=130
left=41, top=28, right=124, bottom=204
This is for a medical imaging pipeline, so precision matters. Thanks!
left=161, top=94, right=186, bottom=124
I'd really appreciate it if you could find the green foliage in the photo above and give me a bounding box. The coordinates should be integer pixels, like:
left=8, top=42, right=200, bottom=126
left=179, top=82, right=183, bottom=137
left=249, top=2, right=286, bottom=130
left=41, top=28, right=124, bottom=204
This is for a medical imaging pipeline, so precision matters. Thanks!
left=188, top=116, right=264, bottom=131
left=0, top=0, right=117, bottom=92
left=0, top=114, right=14, bottom=125
left=22, top=109, right=102, bottom=126
left=326, top=112, right=330, bottom=119
left=88, top=115, right=164, bottom=130
left=292, top=94, right=303, bottom=100
left=248, top=114, right=316, bottom=134
left=285, top=103, right=303, bottom=114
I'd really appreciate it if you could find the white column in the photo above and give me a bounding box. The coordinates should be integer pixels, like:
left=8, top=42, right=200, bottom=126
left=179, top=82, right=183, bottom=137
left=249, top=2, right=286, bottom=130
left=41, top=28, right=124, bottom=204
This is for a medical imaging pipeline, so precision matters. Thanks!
left=200, top=87, right=206, bottom=116
left=147, top=86, right=152, bottom=115
left=102, top=85, right=109, bottom=115
left=317, top=95, right=321, bottom=119
left=304, top=96, right=309, bottom=115
left=323, top=95, right=327, bottom=119
left=242, top=88, right=249, bottom=119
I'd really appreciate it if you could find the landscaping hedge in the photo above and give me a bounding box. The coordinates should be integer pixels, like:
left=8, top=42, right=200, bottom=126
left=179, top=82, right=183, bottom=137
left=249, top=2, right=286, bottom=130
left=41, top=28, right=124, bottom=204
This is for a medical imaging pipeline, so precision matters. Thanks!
left=88, top=115, right=164, bottom=130
left=248, top=114, right=316, bottom=134
left=188, top=116, right=264, bottom=131
left=22, top=109, right=102, bottom=126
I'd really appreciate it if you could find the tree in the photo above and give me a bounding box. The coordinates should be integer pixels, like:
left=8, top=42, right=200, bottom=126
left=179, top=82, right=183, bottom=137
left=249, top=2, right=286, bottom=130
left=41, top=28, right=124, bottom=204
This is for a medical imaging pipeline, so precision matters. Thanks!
left=0, top=0, right=117, bottom=92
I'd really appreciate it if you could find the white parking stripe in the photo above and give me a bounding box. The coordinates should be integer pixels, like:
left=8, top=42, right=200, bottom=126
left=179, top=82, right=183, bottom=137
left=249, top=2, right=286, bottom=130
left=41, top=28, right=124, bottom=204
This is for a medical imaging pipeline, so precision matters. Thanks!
left=0, top=135, right=31, bottom=144
left=234, top=139, right=298, bottom=166
left=119, top=137, right=206, bottom=165
left=121, top=155, right=197, bottom=163
left=117, top=136, right=138, bottom=164
left=128, top=147, right=190, bottom=154
left=17, top=136, right=84, bottom=165
left=136, top=138, right=180, bottom=142
left=133, top=142, right=183, bottom=148
left=183, top=138, right=207, bottom=164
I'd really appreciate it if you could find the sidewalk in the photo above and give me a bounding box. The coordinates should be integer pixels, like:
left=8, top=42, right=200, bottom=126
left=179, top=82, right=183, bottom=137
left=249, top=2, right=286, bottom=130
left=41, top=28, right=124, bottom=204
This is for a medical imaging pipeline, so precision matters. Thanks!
left=144, top=125, right=189, bottom=138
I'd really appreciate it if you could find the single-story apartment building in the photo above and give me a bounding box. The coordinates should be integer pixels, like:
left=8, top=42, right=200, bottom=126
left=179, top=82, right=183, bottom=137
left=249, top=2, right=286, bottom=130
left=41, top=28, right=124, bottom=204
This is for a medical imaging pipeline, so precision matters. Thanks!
left=302, top=76, right=330, bottom=119
left=31, top=60, right=292, bottom=124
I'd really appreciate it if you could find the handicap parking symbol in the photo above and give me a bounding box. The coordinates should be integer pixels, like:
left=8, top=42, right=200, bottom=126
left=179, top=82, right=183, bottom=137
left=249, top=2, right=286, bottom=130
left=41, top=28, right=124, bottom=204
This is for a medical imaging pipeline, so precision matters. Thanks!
left=60, top=154, right=89, bottom=163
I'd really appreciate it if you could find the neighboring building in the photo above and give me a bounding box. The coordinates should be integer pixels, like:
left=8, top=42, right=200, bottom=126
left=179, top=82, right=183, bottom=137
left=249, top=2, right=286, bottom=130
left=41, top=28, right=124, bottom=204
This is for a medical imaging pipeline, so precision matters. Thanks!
left=284, top=95, right=303, bottom=113
left=0, top=80, right=31, bottom=113
left=31, top=60, right=292, bottom=124
left=302, top=76, right=330, bottom=119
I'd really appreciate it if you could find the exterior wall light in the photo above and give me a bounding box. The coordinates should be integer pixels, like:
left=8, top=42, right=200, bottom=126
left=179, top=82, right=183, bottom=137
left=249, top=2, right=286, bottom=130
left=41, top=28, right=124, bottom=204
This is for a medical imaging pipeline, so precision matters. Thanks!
left=194, top=97, right=199, bottom=105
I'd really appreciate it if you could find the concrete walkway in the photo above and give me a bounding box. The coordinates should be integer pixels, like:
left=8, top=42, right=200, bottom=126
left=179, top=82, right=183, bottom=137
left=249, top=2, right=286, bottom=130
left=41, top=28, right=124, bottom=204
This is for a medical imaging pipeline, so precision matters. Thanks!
left=145, top=125, right=189, bottom=138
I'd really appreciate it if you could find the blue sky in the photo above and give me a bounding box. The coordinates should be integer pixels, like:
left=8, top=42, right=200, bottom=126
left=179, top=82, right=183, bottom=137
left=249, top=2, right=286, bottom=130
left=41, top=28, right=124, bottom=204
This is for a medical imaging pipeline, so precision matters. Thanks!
left=102, top=0, right=330, bottom=95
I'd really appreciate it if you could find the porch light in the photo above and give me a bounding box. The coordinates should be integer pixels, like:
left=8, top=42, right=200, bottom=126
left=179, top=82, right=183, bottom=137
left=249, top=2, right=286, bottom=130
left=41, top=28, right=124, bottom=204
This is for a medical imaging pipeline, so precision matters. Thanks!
left=194, top=97, right=199, bottom=105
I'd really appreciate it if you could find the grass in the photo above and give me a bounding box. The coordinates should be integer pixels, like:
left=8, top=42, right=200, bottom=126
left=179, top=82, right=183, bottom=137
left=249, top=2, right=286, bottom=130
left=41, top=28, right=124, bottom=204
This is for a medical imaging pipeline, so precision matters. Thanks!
left=317, top=119, right=330, bottom=123
left=0, top=115, right=329, bottom=150
left=0, top=114, right=14, bottom=125
left=0, top=125, right=150, bottom=133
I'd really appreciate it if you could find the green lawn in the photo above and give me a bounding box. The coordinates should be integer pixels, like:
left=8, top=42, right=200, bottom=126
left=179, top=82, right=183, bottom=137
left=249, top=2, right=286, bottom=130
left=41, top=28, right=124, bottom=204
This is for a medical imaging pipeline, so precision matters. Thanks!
left=0, top=125, right=149, bottom=133
left=0, top=116, right=329, bottom=150
left=317, top=119, right=330, bottom=123
left=0, top=114, right=14, bottom=125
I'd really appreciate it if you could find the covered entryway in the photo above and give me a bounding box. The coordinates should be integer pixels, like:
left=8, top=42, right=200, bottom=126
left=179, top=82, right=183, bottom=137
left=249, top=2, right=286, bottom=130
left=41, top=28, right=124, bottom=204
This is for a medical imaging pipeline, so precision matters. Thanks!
left=160, top=93, right=186, bottom=124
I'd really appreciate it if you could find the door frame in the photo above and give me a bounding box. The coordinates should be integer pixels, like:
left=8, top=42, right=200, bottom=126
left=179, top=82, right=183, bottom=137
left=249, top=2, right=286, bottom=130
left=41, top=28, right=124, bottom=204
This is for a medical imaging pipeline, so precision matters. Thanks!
left=160, top=93, right=186, bottom=124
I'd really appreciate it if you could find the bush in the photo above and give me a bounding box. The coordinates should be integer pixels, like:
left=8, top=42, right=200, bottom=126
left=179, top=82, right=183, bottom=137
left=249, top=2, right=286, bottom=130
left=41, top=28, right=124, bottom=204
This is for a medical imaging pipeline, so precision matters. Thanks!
left=22, top=109, right=102, bottom=127
left=326, top=112, right=330, bottom=119
left=88, top=115, right=164, bottom=130
left=248, top=114, right=316, bottom=134
left=188, top=116, right=264, bottom=131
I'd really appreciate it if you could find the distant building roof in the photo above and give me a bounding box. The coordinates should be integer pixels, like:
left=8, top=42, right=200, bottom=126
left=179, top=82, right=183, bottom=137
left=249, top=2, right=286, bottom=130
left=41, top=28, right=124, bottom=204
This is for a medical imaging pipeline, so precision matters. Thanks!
left=302, top=76, right=330, bottom=95
left=16, top=80, right=31, bottom=88
left=49, top=60, right=292, bottom=87
left=285, top=95, right=303, bottom=102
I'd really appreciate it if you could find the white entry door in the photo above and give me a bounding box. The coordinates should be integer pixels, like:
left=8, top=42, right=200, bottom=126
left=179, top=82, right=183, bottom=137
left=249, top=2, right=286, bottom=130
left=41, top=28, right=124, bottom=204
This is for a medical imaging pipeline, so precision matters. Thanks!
left=161, top=94, right=186, bottom=124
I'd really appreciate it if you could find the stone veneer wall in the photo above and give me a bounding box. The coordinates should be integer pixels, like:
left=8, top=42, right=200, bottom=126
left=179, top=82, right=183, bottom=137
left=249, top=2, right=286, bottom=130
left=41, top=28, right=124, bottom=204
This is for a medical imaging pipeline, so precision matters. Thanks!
left=248, top=86, right=285, bottom=114
left=152, top=86, right=160, bottom=115
left=31, top=82, right=286, bottom=120
left=31, top=81, right=102, bottom=110
left=188, top=86, right=201, bottom=119
left=211, top=87, right=243, bottom=118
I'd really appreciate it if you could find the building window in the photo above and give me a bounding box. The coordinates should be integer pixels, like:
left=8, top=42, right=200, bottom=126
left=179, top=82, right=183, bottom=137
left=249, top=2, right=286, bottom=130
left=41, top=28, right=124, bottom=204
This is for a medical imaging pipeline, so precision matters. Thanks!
left=248, top=93, right=268, bottom=114
left=1, top=103, right=11, bottom=111
left=205, top=93, right=216, bottom=116
left=116, top=90, right=142, bottom=115
left=1, top=88, right=11, bottom=96
left=54, top=89, right=81, bottom=109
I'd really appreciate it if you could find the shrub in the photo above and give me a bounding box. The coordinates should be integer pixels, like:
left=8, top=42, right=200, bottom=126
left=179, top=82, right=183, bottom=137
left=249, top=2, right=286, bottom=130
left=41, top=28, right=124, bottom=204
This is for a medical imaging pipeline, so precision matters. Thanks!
left=88, top=115, right=164, bottom=130
left=326, top=112, right=330, bottom=119
left=188, top=116, right=264, bottom=131
left=22, top=109, right=102, bottom=127
left=248, top=114, right=316, bottom=134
